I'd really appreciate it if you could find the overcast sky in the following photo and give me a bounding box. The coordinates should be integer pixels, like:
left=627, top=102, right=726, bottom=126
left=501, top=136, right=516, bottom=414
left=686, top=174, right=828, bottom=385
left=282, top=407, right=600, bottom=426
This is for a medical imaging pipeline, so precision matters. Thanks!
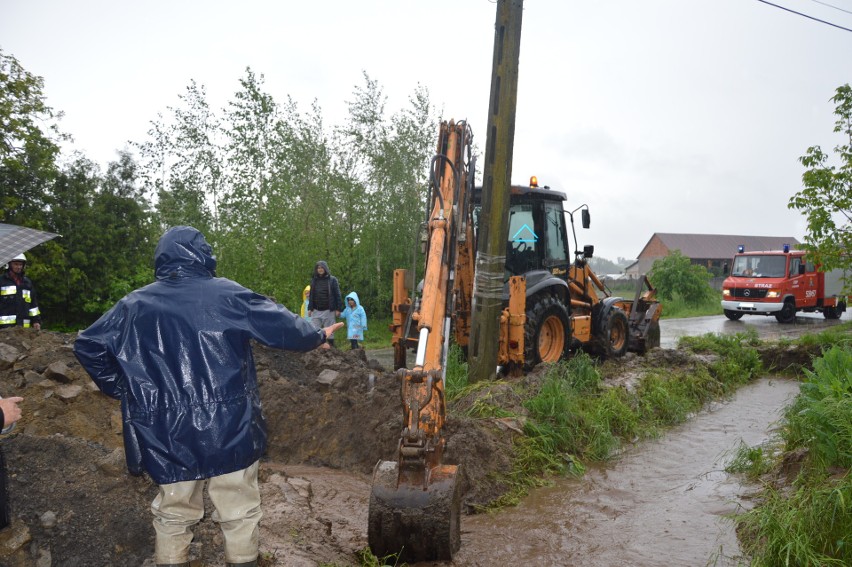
left=3, top=0, right=851, bottom=262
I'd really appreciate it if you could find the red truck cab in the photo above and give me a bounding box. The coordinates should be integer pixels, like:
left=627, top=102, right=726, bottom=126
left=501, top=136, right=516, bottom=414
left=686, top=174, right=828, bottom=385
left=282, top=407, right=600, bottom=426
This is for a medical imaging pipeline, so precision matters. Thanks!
left=721, top=248, right=847, bottom=323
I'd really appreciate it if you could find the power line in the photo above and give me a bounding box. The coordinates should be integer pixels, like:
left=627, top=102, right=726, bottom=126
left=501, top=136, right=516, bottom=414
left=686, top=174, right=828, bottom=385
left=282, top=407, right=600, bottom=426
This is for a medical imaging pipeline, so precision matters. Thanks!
left=809, top=0, right=852, bottom=17
left=754, top=0, right=852, bottom=32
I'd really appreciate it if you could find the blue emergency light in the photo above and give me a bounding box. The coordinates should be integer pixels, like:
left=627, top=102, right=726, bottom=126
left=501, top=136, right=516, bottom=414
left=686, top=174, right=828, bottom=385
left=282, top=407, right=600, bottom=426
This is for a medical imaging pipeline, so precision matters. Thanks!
left=783, top=243, right=790, bottom=253
left=737, top=245, right=745, bottom=253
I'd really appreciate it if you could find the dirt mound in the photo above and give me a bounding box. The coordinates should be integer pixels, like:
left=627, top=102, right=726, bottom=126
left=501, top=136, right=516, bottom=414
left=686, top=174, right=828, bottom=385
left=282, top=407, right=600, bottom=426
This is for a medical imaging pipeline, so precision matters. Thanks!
left=0, top=328, right=518, bottom=566
left=0, top=327, right=821, bottom=566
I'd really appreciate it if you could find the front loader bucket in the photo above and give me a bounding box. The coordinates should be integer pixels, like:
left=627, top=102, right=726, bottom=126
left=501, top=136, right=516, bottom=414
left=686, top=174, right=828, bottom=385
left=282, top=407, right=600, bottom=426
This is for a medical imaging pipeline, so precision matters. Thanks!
left=367, top=460, right=461, bottom=562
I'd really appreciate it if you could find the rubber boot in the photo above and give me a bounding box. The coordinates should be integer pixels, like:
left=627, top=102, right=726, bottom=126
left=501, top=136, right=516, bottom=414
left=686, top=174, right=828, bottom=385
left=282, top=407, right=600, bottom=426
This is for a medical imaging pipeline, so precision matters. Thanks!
left=226, top=561, right=258, bottom=567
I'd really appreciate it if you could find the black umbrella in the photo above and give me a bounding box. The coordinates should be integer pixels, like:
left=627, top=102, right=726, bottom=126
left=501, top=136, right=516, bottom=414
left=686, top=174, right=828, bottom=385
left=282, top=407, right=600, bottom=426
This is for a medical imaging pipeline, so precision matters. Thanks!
left=0, top=223, right=60, bottom=267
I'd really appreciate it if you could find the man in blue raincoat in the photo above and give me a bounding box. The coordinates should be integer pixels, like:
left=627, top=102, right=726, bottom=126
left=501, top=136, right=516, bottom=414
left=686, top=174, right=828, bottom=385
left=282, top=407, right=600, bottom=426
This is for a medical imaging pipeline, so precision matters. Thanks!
left=74, top=226, right=342, bottom=567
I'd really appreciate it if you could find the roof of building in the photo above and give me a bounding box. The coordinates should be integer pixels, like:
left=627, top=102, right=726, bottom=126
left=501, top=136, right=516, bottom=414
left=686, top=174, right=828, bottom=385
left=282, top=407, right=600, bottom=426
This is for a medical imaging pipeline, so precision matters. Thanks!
left=624, top=258, right=655, bottom=275
left=638, top=233, right=800, bottom=260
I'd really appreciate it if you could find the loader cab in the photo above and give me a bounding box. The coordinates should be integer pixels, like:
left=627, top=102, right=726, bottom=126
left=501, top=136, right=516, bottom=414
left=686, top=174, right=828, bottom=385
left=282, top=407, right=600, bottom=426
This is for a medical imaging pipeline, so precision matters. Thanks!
left=472, top=179, right=573, bottom=282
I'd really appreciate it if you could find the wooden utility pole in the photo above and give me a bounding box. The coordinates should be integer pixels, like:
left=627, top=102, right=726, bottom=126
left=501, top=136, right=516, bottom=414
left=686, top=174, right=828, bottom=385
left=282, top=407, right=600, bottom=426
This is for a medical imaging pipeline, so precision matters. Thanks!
left=468, top=0, right=524, bottom=383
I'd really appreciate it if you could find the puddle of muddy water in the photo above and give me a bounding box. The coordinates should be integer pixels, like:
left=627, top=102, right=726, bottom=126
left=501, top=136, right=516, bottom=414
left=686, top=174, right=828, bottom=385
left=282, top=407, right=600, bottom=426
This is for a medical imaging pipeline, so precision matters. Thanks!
left=436, top=377, right=800, bottom=567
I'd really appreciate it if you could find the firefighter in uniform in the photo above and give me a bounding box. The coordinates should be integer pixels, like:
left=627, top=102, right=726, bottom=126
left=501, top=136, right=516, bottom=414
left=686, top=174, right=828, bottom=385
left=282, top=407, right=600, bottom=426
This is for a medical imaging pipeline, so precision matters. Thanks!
left=0, top=254, right=41, bottom=330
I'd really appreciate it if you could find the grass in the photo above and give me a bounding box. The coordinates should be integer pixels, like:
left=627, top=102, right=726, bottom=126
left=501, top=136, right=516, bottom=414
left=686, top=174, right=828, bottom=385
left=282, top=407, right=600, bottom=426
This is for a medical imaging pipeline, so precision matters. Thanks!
left=729, top=342, right=852, bottom=566
left=657, top=293, right=722, bottom=319
left=724, top=440, right=779, bottom=481
left=336, top=315, right=393, bottom=350
left=468, top=332, right=767, bottom=510
left=606, top=283, right=723, bottom=319
left=350, top=547, right=405, bottom=567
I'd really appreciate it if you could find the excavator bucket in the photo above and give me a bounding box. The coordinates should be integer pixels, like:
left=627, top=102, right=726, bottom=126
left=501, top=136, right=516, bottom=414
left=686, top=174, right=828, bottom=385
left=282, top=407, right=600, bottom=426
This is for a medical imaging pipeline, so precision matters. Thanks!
left=627, top=275, right=662, bottom=354
left=368, top=460, right=461, bottom=562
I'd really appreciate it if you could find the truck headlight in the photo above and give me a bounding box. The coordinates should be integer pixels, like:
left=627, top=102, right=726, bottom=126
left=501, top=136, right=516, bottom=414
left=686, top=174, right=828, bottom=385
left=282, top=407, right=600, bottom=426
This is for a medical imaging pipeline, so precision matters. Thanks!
left=722, top=289, right=731, bottom=297
left=766, top=290, right=780, bottom=298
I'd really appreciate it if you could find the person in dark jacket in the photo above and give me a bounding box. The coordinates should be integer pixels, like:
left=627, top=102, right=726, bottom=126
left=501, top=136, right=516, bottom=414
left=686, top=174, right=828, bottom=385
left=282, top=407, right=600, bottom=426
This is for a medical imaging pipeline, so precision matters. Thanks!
left=0, top=254, right=41, bottom=330
left=0, top=395, right=23, bottom=530
left=307, top=260, right=343, bottom=347
left=73, top=226, right=342, bottom=567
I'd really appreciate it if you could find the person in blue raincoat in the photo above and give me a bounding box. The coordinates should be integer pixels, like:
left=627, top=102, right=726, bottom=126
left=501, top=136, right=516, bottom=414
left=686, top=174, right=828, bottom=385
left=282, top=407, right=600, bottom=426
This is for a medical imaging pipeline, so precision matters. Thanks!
left=340, top=291, right=367, bottom=350
left=73, top=226, right=342, bottom=567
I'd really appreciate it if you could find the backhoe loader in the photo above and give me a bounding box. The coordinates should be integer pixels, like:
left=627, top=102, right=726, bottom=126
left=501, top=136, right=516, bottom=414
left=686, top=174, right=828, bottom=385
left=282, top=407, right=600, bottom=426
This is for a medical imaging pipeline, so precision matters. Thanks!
left=367, top=120, right=661, bottom=561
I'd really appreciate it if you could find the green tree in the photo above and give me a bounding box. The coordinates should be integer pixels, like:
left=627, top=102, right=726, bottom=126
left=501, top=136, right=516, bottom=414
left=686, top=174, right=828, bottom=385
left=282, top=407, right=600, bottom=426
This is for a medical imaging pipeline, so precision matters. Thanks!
left=337, top=74, right=438, bottom=310
left=135, top=80, right=219, bottom=235
left=219, top=68, right=305, bottom=297
left=42, top=153, right=155, bottom=327
left=37, top=155, right=98, bottom=327
left=789, top=84, right=852, bottom=284
left=0, top=48, right=67, bottom=227
left=132, top=70, right=439, bottom=315
left=649, top=250, right=715, bottom=304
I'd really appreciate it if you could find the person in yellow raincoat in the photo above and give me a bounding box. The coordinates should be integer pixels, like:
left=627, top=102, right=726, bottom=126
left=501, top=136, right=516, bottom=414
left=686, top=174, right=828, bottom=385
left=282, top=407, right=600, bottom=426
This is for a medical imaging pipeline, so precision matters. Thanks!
left=300, top=285, right=311, bottom=321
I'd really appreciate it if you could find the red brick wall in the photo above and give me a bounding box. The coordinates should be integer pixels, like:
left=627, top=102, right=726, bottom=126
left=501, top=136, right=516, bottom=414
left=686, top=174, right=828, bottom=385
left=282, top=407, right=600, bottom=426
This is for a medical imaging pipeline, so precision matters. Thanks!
left=639, top=235, right=669, bottom=259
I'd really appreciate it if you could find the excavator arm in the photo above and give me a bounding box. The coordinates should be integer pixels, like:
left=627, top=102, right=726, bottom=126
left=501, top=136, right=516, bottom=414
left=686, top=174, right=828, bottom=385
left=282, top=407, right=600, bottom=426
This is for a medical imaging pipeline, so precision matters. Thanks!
left=369, top=120, right=473, bottom=562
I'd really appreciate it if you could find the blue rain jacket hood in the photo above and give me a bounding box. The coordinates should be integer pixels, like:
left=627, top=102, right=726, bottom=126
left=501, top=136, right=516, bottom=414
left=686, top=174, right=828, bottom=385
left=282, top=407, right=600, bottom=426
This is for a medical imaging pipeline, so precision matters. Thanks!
left=341, top=291, right=367, bottom=341
left=74, top=226, right=325, bottom=484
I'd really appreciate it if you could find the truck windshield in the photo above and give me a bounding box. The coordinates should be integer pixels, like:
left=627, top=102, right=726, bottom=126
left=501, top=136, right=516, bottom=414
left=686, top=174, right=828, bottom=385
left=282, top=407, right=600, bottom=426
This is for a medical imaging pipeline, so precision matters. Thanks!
left=731, top=255, right=788, bottom=278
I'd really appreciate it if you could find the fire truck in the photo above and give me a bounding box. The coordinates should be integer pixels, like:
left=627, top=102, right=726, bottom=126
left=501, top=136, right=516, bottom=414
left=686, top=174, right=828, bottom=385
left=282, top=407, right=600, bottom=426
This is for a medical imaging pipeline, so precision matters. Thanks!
left=720, top=245, right=848, bottom=323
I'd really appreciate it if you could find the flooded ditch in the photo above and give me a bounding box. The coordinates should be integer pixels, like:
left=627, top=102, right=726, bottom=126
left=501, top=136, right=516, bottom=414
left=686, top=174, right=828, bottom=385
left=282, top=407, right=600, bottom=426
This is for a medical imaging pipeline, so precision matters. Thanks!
left=433, top=377, right=800, bottom=567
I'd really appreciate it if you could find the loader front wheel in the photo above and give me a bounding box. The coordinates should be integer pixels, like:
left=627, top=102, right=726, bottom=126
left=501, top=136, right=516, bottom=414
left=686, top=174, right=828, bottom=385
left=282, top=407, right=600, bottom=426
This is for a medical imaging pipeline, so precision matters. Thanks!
left=524, top=295, right=571, bottom=371
left=644, top=319, right=661, bottom=352
left=596, top=308, right=629, bottom=359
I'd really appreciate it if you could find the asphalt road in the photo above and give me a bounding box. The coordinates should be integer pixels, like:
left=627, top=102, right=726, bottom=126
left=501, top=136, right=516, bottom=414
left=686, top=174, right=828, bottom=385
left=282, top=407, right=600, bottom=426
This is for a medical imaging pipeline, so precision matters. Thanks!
left=660, top=309, right=851, bottom=348
left=366, top=309, right=851, bottom=369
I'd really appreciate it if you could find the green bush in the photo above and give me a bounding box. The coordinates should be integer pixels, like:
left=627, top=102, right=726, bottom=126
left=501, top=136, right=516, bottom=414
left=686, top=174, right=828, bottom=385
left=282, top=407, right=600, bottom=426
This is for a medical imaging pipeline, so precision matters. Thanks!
left=649, top=250, right=716, bottom=304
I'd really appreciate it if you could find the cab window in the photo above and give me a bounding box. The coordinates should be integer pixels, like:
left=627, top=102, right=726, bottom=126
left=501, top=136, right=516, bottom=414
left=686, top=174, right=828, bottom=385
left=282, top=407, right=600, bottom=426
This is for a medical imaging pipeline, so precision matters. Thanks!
left=543, top=202, right=568, bottom=265
left=506, top=204, right=538, bottom=275
left=788, top=257, right=801, bottom=278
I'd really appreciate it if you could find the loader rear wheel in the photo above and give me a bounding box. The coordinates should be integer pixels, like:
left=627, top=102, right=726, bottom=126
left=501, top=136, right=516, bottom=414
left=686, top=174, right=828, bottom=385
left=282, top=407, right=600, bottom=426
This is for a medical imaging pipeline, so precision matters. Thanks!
left=524, top=295, right=571, bottom=371
left=368, top=460, right=461, bottom=562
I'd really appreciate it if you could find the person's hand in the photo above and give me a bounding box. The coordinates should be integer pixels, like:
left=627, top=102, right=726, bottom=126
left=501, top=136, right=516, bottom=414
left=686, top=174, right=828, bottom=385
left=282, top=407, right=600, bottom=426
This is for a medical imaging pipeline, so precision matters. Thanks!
left=308, top=310, right=314, bottom=317
left=0, top=397, right=23, bottom=427
left=335, top=310, right=341, bottom=317
left=324, top=322, right=344, bottom=337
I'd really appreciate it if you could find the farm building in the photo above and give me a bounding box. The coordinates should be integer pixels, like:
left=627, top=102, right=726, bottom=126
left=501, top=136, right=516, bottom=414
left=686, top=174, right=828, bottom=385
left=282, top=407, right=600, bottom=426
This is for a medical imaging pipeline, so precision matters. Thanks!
left=624, top=233, right=801, bottom=278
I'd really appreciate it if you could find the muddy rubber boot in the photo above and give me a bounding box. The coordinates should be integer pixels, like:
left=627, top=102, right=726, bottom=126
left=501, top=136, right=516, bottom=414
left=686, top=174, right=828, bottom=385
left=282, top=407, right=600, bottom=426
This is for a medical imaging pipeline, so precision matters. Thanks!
left=226, top=562, right=258, bottom=567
